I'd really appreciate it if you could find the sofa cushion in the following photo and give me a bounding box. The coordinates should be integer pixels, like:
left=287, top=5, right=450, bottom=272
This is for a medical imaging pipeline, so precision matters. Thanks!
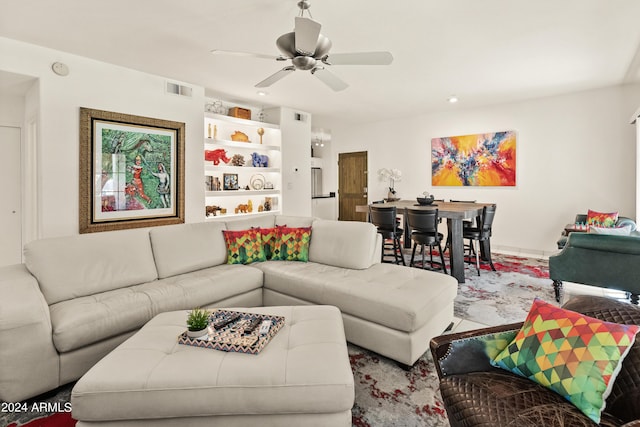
left=49, top=264, right=264, bottom=353
left=223, top=229, right=267, bottom=264
left=257, top=262, right=457, bottom=332
left=589, top=224, right=633, bottom=236
left=135, top=264, right=264, bottom=315
left=491, top=298, right=640, bottom=424
left=308, top=220, right=378, bottom=269
left=260, top=227, right=279, bottom=260
left=49, top=286, right=155, bottom=353
left=271, top=226, right=312, bottom=262
left=25, top=229, right=158, bottom=305
left=587, top=210, right=618, bottom=228
left=150, top=222, right=227, bottom=279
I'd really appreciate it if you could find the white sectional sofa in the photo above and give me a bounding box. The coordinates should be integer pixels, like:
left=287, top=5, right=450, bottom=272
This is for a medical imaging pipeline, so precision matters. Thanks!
left=0, top=214, right=458, bottom=403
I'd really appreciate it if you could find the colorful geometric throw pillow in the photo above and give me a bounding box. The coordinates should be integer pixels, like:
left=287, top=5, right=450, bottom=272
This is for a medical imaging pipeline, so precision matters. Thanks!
left=222, top=228, right=266, bottom=265
left=491, top=298, right=639, bottom=423
left=259, top=227, right=279, bottom=260
left=587, top=209, right=618, bottom=228
left=271, top=226, right=312, bottom=262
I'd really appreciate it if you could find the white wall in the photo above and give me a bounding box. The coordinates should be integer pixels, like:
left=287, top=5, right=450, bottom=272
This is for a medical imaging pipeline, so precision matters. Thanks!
left=267, top=106, right=312, bottom=217
left=0, top=37, right=206, bottom=239
left=322, top=84, right=640, bottom=257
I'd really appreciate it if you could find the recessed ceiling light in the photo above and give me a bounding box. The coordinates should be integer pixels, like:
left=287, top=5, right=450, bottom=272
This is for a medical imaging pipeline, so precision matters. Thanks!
left=448, top=96, right=458, bottom=103
left=257, top=91, right=268, bottom=96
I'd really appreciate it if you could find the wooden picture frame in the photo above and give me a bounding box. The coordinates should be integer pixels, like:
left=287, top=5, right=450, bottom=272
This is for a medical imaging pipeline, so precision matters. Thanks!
left=79, top=107, right=185, bottom=233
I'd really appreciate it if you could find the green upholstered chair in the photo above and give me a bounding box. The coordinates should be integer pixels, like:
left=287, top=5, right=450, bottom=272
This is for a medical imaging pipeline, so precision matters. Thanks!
left=550, top=225, right=640, bottom=304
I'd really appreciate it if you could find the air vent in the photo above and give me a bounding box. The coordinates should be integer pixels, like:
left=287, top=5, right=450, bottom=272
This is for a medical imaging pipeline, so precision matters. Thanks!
left=166, top=82, right=193, bottom=97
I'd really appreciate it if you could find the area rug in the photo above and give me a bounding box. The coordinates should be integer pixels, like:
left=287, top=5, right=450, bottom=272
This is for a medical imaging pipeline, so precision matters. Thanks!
left=1, top=252, right=552, bottom=427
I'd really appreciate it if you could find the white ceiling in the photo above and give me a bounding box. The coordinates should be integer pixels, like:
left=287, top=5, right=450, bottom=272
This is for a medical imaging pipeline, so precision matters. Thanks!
left=2, top=0, right=640, bottom=123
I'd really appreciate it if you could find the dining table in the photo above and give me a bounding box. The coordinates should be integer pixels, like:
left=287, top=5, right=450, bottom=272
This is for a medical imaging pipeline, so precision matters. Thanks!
left=372, top=200, right=493, bottom=283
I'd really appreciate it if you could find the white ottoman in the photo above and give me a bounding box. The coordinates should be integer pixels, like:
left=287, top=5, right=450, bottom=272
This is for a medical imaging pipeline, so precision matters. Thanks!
left=71, top=305, right=354, bottom=426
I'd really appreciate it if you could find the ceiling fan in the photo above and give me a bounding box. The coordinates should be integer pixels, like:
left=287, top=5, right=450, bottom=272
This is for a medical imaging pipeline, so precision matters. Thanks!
left=211, top=0, right=393, bottom=91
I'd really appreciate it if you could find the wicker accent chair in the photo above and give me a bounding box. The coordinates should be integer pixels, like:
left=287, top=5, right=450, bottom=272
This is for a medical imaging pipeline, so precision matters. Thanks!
left=430, top=295, right=640, bottom=427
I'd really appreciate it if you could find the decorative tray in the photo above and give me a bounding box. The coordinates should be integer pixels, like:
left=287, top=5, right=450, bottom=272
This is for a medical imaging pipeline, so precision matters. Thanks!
left=178, top=309, right=284, bottom=355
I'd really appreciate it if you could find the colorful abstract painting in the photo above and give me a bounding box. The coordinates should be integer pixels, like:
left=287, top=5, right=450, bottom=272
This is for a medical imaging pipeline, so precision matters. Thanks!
left=431, top=131, right=516, bottom=186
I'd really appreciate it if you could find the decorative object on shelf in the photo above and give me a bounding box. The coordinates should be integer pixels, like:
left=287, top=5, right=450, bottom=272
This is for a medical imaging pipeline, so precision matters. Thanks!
left=257, top=108, right=266, bottom=122
left=205, top=205, right=222, bottom=217
left=186, top=308, right=210, bottom=338
left=264, top=197, right=272, bottom=211
left=205, top=176, right=221, bottom=191
left=205, top=149, right=231, bottom=165
left=223, top=173, right=239, bottom=190
left=214, top=124, right=218, bottom=140
left=207, top=123, right=212, bottom=138
left=235, top=203, right=249, bottom=214
left=206, top=100, right=226, bottom=115
left=251, top=152, right=269, bottom=167
left=250, top=174, right=266, bottom=190
left=258, top=204, right=264, bottom=212
left=247, top=200, right=253, bottom=213
left=230, top=154, right=245, bottom=166
left=228, top=107, right=251, bottom=120
left=264, top=181, right=274, bottom=190
left=230, top=131, right=250, bottom=142
left=378, top=168, right=402, bottom=201
left=257, top=128, right=265, bottom=144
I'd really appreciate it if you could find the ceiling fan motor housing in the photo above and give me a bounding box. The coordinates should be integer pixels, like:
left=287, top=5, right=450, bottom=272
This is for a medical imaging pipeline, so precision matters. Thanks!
left=276, top=32, right=332, bottom=66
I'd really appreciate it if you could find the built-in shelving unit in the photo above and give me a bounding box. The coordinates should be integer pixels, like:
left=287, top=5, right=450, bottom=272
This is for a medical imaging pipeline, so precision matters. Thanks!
left=204, top=113, right=282, bottom=219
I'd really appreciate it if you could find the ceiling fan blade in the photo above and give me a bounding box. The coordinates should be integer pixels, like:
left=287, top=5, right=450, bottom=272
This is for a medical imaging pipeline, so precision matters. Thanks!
left=323, top=51, right=394, bottom=65
left=294, top=16, right=321, bottom=56
left=211, top=49, right=279, bottom=61
left=312, top=67, right=348, bottom=92
left=255, top=67, right=295, bottom=88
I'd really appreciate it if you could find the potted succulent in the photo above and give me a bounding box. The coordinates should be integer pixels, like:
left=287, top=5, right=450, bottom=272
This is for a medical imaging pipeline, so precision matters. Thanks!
left=186, top=308, right=210, bottom=338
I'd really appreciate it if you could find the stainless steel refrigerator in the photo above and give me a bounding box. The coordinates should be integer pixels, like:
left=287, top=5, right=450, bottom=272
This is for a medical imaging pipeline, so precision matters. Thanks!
left=311, top=167, right=323, bottom=197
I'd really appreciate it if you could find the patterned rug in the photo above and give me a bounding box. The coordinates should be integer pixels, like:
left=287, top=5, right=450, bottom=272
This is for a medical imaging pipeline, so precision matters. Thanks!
left=1, top=253, right=552, bottom=427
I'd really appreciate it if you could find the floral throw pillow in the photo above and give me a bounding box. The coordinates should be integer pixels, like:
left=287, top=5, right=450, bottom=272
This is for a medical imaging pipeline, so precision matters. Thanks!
left=222, top=228, right=266, bottom=265
left=587, top=209, right=618, bottom=228
left=271, top=226, right=312, bottom=262
left=491, top=298, right=639, bottom=423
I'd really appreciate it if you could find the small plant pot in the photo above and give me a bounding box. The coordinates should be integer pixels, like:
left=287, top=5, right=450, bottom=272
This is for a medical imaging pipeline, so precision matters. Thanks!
left=186, top=328, right=207, bottom=338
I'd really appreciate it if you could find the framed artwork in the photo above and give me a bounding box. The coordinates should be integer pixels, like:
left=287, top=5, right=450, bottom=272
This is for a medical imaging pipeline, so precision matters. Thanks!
left=79, top=107, right=185, bottom=233
left=223, top=173, right=239, bottom=190
left=431, top=130, right=516, bottom=186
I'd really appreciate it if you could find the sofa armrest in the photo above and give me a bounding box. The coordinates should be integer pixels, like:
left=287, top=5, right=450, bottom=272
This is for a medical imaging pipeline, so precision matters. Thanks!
left=0, top=264, right=59, bottom=402
left=622, top=420, right=640, bottom=427
left=430, top=322, right=521, bottom=379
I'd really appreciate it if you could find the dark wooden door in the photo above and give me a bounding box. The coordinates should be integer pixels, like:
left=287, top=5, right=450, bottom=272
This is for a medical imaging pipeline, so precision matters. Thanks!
left=338, top=151, right=367, bottom=221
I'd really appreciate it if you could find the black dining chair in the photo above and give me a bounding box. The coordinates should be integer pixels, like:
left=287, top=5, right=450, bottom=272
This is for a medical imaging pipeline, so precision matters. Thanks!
left=405, top=208, right=447, bottom=273
left=463, top=204, right=497, bottom=275
left=369, top=205, right=405, bottom=265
